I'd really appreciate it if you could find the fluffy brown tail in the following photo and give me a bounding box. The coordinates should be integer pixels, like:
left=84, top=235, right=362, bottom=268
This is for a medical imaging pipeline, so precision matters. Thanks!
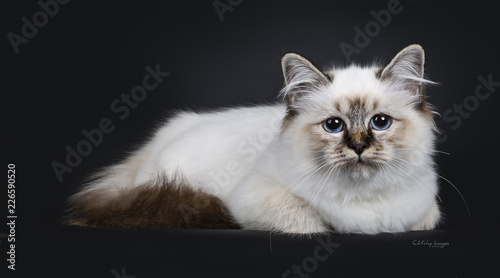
left=64, top=175, right=240, bottom=229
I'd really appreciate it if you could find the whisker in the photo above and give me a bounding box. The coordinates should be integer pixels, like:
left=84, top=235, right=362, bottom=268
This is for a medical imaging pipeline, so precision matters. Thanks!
left=273, top=160, right=330, bottom=222
left=279, top=156, right=323, bottom=185
left=391, top=156, right=470, bottom=218
left=435, top=174, right=471, bottom=218
left=385, top=158, right=443, bottom=203
left=307, top=164, right=335, bottom=212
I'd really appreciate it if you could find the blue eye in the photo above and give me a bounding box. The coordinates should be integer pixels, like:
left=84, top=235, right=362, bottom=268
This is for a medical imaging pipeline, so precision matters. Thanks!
left=370, top=114, right=392, bottom=130
left=323, top=117, right=344, bottom=133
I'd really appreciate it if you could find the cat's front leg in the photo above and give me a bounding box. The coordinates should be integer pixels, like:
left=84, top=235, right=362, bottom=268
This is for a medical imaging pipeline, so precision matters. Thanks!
left=412, top=202, right=441, bottom=230
left=227, top=178, right=329, bottom=234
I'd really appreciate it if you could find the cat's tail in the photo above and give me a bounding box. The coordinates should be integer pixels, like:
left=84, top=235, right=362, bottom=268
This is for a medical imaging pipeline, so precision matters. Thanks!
left=63, top=170, right=239, bottom=229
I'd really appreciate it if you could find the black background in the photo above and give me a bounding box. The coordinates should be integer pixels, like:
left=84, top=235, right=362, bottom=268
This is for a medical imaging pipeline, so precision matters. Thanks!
left=3, top=0, right=499, bottom=277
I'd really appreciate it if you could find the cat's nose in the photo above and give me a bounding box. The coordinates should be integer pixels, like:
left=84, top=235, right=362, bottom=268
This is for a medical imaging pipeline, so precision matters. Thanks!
left=348, top=140, right=370, bottom=155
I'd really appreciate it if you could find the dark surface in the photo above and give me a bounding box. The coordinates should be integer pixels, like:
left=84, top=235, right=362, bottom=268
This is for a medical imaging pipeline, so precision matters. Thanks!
left=3, top=0, right=500, bottom=277
left=13, top=226, right=499, bottom=277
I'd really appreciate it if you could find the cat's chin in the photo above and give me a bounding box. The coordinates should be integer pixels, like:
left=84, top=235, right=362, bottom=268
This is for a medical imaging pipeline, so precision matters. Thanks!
left=343, top=158, right=380, bottom=181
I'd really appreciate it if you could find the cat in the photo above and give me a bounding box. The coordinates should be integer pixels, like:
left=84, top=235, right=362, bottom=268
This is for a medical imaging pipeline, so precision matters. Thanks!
left=66, top=44, right=441, bottom=234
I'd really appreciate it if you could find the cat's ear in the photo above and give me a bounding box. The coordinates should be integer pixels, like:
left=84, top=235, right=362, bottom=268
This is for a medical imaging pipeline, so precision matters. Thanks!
left=378, top=44, right=430, bottom=96
left=280, top=53, right=330, bottom=107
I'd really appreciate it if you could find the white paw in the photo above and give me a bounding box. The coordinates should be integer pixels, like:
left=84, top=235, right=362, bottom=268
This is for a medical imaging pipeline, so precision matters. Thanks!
left=412, top=203, right=441, bottom=230
left=262, top=192, right=329, bottom=234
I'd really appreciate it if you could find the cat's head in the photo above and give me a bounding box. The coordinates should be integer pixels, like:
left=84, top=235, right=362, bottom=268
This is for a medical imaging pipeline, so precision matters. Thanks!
left=280, top=45, right=436, bottom=181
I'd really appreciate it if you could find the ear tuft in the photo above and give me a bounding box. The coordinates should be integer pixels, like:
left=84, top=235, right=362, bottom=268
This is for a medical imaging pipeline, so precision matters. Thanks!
left=280, top=53, right=330, bottom=108
left=379, top=44, right=433, bottom=97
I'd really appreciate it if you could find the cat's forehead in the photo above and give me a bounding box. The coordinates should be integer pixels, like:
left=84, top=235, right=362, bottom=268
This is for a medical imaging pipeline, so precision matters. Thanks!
left=325, top=66, right=407, bottom=107
left=326, top=66, right=382, bottom=96
left=317, top=66, right=406, bottom=116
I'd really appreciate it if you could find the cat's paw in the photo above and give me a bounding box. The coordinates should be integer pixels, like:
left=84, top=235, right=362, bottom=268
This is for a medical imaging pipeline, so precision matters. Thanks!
left=267, top=192, right=330, bottom=234
left=278, top=216, right=330, bottom=235
left=232, top=184, right=330, bottom=234
left=412, top=203, right=441, bottom=230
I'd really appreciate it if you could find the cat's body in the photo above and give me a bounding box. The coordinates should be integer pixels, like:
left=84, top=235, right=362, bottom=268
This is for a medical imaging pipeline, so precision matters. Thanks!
left=67, top=45, right=441, bottom=234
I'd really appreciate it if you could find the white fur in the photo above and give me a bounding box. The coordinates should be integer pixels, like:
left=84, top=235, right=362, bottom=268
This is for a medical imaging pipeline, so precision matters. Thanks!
left=77, top=45, right=441, bottom=234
